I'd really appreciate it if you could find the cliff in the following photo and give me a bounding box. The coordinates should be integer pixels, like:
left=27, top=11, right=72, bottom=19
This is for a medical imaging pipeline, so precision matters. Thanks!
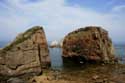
left=0, top=26, right=50, bottom=76
left=62, top=26, right=116, bottom=63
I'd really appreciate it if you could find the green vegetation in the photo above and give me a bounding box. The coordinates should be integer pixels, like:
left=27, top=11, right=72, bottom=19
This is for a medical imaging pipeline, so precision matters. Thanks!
left=3, top=26, right=43, bottom=51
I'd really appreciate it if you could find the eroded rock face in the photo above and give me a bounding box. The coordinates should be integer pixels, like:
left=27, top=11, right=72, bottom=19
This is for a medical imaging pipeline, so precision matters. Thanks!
left=63, top=26, right=115, bottom=63
left=0, top=26, right=50, bottom=76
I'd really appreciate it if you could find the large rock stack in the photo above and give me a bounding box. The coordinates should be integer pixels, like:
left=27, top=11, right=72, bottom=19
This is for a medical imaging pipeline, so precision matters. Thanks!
left=0, top=26, right=50, bottom=76
left=63, top=26, right=116, bottom=63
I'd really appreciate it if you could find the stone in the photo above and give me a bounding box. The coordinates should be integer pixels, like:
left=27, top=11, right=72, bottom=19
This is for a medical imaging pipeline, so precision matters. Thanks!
left=62, top=26, right=116, bottom=63
left=92, top=75, right=99, bottom=80
left=0, top=26, right=50, bottom=77
left=7, top=78, right=24, bottom=83
left=30, top=75, right=52, bottom=83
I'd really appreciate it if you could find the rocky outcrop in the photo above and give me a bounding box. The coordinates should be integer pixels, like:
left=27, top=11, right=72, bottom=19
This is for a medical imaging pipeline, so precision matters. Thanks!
left=62, top=26, right=116, bottom=63
left=49, top=39, right=63, bottom=48
left=0, top=26, right=50, bottom=76
left=50, top=40, right=59, bottom=48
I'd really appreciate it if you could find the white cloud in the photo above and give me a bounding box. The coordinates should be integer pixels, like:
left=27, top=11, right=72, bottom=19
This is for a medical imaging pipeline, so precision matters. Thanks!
left=112, top=5, right=125, bottom=12
left=0, top=0, right=125, bottom=42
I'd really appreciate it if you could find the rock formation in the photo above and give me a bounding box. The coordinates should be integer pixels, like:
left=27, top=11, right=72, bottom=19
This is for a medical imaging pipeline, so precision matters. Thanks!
left=62, top=26, right=116, bottom=63
left=0, top=26, right=50, bottom=76
left=49, top=39, right=63, bottom=48
left=50, top=40, right=59, bottom=48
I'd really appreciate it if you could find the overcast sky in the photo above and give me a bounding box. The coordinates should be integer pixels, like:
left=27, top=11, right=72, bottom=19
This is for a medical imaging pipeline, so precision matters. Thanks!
left=0, top=0, right=125, bottom=43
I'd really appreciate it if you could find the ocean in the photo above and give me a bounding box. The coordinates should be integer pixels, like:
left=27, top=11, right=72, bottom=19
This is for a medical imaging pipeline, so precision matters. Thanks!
left=114, top=44, right=125, bottom=64
left=49, top=48, right=63, bottom=70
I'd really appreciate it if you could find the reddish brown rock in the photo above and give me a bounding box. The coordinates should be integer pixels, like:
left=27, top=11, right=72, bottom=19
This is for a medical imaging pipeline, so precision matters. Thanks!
left=62, top=26, right=115, bottom=63
left=0, top=26, right=50, bottom=76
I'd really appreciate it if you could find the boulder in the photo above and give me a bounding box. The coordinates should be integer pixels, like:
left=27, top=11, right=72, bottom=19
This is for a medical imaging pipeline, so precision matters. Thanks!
left=0, top=26, right=50, bottom=76
left=62, top=26, right=116, bottom=63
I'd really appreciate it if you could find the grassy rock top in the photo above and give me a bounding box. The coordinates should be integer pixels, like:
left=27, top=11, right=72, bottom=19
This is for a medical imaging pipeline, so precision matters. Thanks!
left=3, top=26, right=43, bottom=51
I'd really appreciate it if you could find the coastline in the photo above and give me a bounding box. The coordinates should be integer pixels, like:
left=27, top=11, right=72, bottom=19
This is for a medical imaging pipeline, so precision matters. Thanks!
left=28, top=63, right=125, bottom=83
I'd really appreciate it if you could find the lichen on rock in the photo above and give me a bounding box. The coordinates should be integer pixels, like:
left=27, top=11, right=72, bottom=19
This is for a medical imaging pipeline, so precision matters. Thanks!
left=62, top=26, right=116, bottom=63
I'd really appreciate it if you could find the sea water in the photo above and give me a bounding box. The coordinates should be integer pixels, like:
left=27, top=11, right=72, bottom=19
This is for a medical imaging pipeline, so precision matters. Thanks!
left=115, top=44, right=125, bottom=64
left=49, top=48, right=63, bottom=70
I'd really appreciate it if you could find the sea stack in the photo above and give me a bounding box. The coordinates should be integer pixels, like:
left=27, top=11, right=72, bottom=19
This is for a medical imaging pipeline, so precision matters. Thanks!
left=62, top=26, right=116, bottom=63
left=0, top=26, right=50, bottom=76
left=50, top=40, right=59, bottom=48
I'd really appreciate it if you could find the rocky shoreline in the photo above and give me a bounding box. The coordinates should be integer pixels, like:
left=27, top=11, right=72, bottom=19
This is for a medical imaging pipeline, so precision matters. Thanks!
left=0, top=26, right=124, bottom=83
left=29, top=63, right=125, bottom=83
left=1, top=63, right=125, bottom=83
